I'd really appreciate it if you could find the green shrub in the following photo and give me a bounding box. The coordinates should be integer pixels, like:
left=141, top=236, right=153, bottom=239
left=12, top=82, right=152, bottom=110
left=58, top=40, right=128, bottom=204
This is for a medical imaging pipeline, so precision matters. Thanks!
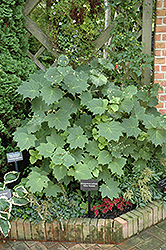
left=0, top=0, right=36, bottom=175
left=13, top=55, right=166, bottom=203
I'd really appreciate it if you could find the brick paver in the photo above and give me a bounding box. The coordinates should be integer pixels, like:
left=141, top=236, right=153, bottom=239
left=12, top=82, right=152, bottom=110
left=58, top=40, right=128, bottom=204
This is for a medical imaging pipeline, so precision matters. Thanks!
left=1, top=220, right=166, bottom=250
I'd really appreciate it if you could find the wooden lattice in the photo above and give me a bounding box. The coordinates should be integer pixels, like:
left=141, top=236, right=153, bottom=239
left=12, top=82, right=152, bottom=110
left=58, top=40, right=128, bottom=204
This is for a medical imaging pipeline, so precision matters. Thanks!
left=23, top=0, right=153, bottom=85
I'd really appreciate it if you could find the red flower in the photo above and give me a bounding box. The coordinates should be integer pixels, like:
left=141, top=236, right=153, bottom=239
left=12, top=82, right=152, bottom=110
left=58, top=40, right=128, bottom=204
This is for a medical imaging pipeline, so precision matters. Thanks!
left=115, top=64, right=120, bottom=73
left=94, top=209, right=99, bottom=216
left=108, top=203, right=113, bottom=211
left=117, top=203, right=123, bottom=211
left=113, top=198, right=119, bottom=204
left=126, top=201, right=132, bottom=206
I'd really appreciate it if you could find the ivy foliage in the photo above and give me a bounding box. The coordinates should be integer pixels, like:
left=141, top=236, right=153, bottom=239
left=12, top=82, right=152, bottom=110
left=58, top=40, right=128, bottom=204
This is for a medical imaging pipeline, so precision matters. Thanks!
left=0, top=0, right=36, bottom=174
left=13, top=55, right=166, bottom=200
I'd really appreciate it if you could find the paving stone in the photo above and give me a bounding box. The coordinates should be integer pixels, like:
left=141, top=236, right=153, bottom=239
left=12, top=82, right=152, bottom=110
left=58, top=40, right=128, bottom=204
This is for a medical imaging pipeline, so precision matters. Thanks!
left=136, top=236, right=163, bottom=250
left=157, top=221, right=166, bottom=232
left=138, top=230, right=152, bottom=240
left=155, top=243, right=166, bottom=250
left=79, top=243, right=97, bottom=249
left=118, top=236, right=143, bottom=250
left=61, top=242, right=77, bottom=248
left=7, top=241, right=22, bottom=247
left=24, top=241, right=39, bottom=247
left=30, top=242, right=47, bottom=250
left=98, top=244, right=116, bottom=249
left=69, top=245, right=85, bottom=250
left=147, top=225, right=166, bottom=241
left=0, top=241, right=12, bottom=249
left=42, top=241, right=58, bottom=248
left=11, top=241, right=30, bottom=250
left=49, top=242, right=67, bottom=250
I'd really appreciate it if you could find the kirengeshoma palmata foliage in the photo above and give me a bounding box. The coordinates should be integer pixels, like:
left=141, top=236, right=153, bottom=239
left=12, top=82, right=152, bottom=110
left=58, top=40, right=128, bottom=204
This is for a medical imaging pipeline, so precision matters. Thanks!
left=13, top=55, right=166, bottom=201
left=0, top=172, right=29, bottom=237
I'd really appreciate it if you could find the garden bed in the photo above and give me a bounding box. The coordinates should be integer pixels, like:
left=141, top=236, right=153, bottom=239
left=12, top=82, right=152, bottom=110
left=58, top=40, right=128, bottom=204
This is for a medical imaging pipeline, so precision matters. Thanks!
left=4, top=200, right=166, bottom=244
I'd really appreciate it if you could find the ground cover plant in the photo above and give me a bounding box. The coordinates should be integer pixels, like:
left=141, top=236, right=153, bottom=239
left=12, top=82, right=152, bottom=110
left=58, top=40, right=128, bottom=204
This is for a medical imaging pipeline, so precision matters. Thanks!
left=13, top=54, right=166, bottom=215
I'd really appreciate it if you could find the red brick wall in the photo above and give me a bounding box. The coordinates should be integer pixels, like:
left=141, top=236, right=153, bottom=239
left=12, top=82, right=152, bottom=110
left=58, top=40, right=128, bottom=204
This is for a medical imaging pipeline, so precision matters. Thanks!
left=154, top=0, right=166, bottom=115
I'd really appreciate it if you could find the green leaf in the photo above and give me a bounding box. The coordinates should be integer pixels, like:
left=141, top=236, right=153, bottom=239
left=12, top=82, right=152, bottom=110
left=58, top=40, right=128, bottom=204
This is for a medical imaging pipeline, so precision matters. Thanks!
left=67, top=126, right=88, bottom=149
left=30, top=71, right=50, bottom=88
left=29, top=150, right=42, bottom=164
left=46, top=132, right=65, bottom=148
left=0, top=198, right=10, bottom=212
left=122, top=117, right=141, bottom=137
left=0, top=217, right=10, bottom=237
left=98, top=121, right=123, bottom=141
left=90, top=72, right=107, bottom=87
left=41, top=86, right=62, bottom=104
left=75, top=113, right=92, bottom=130
left=13, top=131, right=36, bottom=150
left=43, top=181, right=61, bottom=197
left=108, top=158, right=126, bottom=176
left=86, top=140, right=100, bottom=156
left=17, top=79, right=40, bottom=99
left=80, top=91, right=92, bottom=106
left=46, top=110, right=70, bottom=130
left=4, top=171, right=19, bottom=184
left=87, top=98, right=107, bottom=115
left=45, top=67, right=63, bottom=83
left=26, top=170, right=49, bottom=193
left=68, top=163, right=92, bottom=181
left=32, top=97, right=51, bottom=114
left=83, top=154, right=98, bottom=171
left=99, top=179, right=120, bottom=199
left=143, top=115, right=160, bottom=129
left=132, top=101, right=146, bottom=121
left=63, top=154, right=76, bottom=167
left=97, top=150, right=112, bottom=165
left=26, top=116, right=42, bottom=134
left=36, top=142, right=55, bottom=157
left=148, top=128, right=166, bottom=146
left=119, top=97, right=133, bottom=113
left=57, top=66, right=73, bottom=77
left=58, top=98, right=80, bottom=114
left=64, top=71, right=88, bottom=95
left=52, top=165, right=67, bottom=181
left=14, top=186, right=28, bottom=198
left=11, top=197, right=29, bottom=206
left=123, top=85, right=137, bottom=97
left=58, top=55, right=69, bottom=66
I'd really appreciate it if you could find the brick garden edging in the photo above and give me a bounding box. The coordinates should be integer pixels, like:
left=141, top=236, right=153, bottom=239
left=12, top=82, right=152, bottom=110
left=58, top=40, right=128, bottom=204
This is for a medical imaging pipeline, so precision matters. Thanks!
left=3, top=200, right=165, bottom=244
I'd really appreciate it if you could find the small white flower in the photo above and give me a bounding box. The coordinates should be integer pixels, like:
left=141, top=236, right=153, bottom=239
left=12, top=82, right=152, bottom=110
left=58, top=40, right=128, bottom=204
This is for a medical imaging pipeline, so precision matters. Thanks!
left=59, top=22, right=62, bottom=25
left=73, top=20, right=76, bottom=23
left=83, top=4, right=86, bottom=7
left=51, top=6, right=54, bottom=9
left=53, top=3, right=55, bottom=5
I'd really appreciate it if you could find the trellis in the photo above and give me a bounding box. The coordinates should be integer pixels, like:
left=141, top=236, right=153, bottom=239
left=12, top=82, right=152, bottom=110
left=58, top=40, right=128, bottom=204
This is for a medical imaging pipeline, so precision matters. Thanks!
left=23, top=0, right=153, bottom=84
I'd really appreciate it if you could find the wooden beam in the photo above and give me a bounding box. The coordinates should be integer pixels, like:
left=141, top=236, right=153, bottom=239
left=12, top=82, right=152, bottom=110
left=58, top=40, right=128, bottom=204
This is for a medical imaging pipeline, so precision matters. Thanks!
left=24, top=16, right=58, bottom=58
left=23, top=0, right=42, bottom=16
left=142, top=0, right=153, bottom=85
left=93, top=23, right=114, bottom=52
left=27, top=51, right=46, bottom=72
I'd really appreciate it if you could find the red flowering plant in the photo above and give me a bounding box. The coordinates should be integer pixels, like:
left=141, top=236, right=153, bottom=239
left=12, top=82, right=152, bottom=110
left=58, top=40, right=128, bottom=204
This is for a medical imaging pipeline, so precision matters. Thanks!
left=91, top=196, right=133, bottom=218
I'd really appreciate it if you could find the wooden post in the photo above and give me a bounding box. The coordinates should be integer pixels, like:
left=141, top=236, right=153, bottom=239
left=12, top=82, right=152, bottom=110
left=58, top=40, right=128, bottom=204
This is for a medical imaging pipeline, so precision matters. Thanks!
left=142, top=0, right=153, bottom=85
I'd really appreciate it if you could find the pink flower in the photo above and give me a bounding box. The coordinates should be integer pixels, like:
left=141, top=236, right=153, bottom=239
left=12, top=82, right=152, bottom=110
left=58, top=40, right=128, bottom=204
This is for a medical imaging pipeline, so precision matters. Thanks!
left=53, top=12, right=56, bottom=15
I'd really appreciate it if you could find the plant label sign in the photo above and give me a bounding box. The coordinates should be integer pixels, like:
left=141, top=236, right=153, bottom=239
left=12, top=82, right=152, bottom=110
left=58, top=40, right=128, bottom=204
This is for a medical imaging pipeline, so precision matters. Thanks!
left=7, top=152, right=23, bottom=163
left=157, top=177, right=166, bottom=189
left=0, top=190, right=11, bottom=199
left=80, top=179, right=98, bottom=191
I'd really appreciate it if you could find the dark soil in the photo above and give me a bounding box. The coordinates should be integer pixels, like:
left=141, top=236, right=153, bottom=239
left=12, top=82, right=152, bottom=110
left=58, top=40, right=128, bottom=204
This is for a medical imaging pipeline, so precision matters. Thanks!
left=82, top=204, right=136, bottom=219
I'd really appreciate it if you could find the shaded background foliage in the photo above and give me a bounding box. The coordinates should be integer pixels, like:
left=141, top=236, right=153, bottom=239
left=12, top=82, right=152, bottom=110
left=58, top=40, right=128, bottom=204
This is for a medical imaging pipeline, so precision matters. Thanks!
left=0, top=0, right=36, bottom=176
